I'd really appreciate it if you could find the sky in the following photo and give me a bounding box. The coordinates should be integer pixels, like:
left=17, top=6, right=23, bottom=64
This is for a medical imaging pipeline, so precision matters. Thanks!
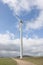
left=0, top=0, right=43, bottom=57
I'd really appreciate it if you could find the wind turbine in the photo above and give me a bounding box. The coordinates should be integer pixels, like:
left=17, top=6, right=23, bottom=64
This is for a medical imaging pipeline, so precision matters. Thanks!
left=16, top=15, right=23, bottom=59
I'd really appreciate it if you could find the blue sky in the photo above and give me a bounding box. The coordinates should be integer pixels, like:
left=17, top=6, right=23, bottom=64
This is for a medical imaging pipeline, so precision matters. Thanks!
left=0, top=0, right=43, bottom=57
left=0, top=1, right=43, bottom=38
left=0, top=2, right=17, bottom=33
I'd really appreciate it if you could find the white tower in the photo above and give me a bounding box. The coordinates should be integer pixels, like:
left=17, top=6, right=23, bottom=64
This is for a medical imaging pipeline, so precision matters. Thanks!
left=20, top=20, right=23, bottom=59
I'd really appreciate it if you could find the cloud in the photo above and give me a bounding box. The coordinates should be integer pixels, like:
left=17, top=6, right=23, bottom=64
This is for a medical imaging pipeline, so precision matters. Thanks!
left=1, top=0, right=31, bottom=15
left=1, top=0, right=37, bottom=15
left=1, top=0, right=43, bottom=30
left=0, top=31, right=15, bottom=44
left=24, top=0, right=43, bottom=31
left=36, top=0, right=43, bottom=9
left=1, top=0, right=43, bottom=15
left=0, top=31, right=43, bottom=46
left=23, top=38, right=43, bottom=56
left=0, top=50, right=19, bottom=57
left=25, top=10, right=43, bottom=30
left=0, top=32, right=43, bottom=56
left=0, top=0, right=43, bottom=57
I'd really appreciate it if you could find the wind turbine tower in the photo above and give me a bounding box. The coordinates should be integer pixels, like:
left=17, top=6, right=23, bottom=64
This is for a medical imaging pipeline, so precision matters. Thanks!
left=15, top=15, right=23, bottom=59
left=20, top=20, right=23, bottom=59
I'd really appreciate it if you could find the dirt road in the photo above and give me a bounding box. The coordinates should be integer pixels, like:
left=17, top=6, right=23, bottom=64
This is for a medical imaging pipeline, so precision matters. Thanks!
left=12, top=58, right=36, bottom=65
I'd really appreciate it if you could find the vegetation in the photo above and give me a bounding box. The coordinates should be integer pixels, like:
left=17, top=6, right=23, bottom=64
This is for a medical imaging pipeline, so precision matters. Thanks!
left=23, top=56, right=43, bottom=65
left=0, top=58, right=17, bottom=65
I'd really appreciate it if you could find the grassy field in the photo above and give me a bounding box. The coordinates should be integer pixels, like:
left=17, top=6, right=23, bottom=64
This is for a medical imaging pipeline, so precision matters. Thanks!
left=0, top=58, right=17, bottom=65
left=23, top=57, right=43, bottom=65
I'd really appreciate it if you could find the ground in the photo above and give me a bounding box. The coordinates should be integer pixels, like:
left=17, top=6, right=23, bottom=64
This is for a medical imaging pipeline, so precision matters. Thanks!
left=12, top=58, right=36, bottom=65
left=0, top=58, right=17, bottom=65
left=23, top=57, right=43, bottom=65
left=0, top=57, right=43, bottom=65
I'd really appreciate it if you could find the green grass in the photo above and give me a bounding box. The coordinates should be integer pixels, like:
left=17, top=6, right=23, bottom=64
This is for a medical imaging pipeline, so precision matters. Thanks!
left=23, top=57, right=43, bottom=65
left=0, top=58, right=17, bottom=65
